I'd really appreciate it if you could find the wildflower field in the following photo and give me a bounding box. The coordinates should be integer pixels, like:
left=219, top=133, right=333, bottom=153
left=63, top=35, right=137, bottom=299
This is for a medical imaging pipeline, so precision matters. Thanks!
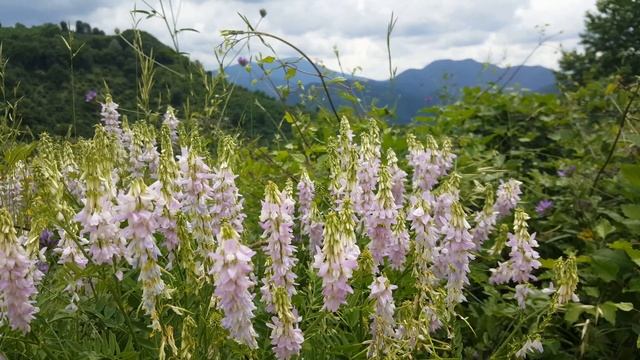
left=1, top=2, right=640, bottom=359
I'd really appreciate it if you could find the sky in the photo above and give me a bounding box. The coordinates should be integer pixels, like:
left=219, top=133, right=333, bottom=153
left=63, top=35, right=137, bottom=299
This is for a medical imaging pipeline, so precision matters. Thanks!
left=0, top=0, right=597, bottom=80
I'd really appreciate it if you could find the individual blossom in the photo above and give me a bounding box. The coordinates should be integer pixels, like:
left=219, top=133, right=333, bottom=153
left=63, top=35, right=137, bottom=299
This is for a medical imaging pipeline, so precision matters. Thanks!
left=267, top=286, right=304, bottom=360
left=38, top=229, right=56, bottom=249
left=366, top=164, right=397, bottom=267
left=211, top=223, right=258, bottom=348
left=494, top=179, right=522, bottom=219
left=386, top=149, right=407, bottom=207
left=535, top=199, right=553, bottom=216
left=260, top=182, right=298, bottom=310
left=297, top=169, right=315, bottom=237
left=162, top=106, right=180, bottom=145
left=515, top=284, right=530, bottom=309
left=313, top=208, right=360, bottom=312
left=54, top=229, right=89, bottom=269
left=237, top=56, right=249, bottom=67
left=557, top=165, right=576, bottom=177
left=387, top=210, right=409, bottom=270
left=84, top=89, right=97, bottom=102
left=368, top=274, right=397, bottom=358
left=490, top=209, right=541, bottom=308
left=115, top=179, right=165, bottom=331
left=440, top=201, right=475, bottom=307
left=0, top=209, right=42, bottom=333
left=515, top=338, right=543, bottom=358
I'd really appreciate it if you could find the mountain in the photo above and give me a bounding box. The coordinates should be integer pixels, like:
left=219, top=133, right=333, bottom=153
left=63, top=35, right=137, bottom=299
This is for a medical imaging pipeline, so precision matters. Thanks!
left=223, top=58, right=557, bottom=122
left=0, top=22, right=287, bottom=138
left=220, top=57, right=363, bottom=99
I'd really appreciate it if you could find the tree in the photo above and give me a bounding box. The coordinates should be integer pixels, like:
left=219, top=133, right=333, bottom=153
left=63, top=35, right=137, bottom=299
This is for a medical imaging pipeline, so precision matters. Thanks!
left=558, top=0, right=640, bottom=86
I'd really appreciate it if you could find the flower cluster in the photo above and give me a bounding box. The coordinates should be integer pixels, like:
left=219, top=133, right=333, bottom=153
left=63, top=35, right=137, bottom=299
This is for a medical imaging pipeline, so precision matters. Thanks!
left=366, top=163, right=398, bottom=267
left=260, top=182, right=298, bottom=308
left=368, top=275, right=397, bottom=358
left=494, top=179, right=522, bottom=219
left=115, top=179, right=165, bottom=331
left=211, top=223, right=258, bottom=348
left=313, top=208, right=360, bottom=312
left=490, top=208, right=541, bottom=308
left=100, top=98, right=123, bottom=141
left=162, top=106, right=180, bottom=145
left=0, top=209, right=41, bottom=333
left=354, top=121, right=381, bottom=216
left=440, top=201, right=475, bottom=307
left=267, top=286, right=304, bottom=360
left=296, top=169, right=314, bottom=238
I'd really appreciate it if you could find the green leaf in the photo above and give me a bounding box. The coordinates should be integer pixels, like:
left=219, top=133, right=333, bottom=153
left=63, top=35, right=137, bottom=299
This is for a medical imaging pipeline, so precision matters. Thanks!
left=609, top=240, right=640, bottom=267
left=259, top=56, right=275, bottom=64
left=285, top=67, right=297, bottom=80
left=590, top=249, right=620, bottom=282
left=599, top=302, right=618, bottom=325
left=621, top=204, right=640, bottom=219
left=564, top=303, right=594, bottom=323
left=620, top=164, right=640, bottom=190
left=613, top=302, right=633, bottom=311
left=595, top=218, right=616, bottom=240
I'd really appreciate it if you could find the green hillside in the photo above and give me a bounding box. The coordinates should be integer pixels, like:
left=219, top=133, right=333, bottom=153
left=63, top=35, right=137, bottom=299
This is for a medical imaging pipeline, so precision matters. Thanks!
left=0, top=22, right=287, bottom=139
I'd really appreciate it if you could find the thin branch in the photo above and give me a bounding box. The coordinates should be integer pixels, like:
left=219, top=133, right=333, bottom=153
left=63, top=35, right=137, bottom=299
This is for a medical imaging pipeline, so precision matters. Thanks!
left=589, top=82, right=640, bottom=196
left=222, top=30, right=341, bottom=124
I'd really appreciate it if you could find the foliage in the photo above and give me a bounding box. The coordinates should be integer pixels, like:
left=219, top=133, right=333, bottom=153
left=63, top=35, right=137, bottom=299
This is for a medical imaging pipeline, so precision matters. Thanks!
left=0, top=23, right=287, bottom=139
left=1, top=8, right=640, bottom=360
left=558, top=0, right=640, bottom=87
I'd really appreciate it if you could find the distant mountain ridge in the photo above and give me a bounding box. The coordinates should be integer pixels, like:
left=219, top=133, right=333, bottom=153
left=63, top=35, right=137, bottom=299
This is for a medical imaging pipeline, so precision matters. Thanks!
left=222, top=58, right=557, bottom=122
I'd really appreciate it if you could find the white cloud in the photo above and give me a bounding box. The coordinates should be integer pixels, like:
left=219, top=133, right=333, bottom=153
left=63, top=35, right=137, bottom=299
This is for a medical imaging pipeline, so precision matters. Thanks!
left=2, top=0, right=598, bottom=79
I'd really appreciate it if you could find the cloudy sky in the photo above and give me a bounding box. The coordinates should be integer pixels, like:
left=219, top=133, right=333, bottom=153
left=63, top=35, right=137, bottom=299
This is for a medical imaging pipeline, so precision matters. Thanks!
left=1, top=0, right=597, bottom=79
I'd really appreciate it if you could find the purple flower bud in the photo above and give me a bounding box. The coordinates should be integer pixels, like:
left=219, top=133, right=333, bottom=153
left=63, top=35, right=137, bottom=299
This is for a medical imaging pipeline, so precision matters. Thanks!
left=39, top=229, right=57, bottom=249
left=557, top=165, right=576, bottom=177
left=84, top=89, right=97, bottom=102
left=238, top=56, right=249, bottom=67
left=535, top=199, right=553, bottom=216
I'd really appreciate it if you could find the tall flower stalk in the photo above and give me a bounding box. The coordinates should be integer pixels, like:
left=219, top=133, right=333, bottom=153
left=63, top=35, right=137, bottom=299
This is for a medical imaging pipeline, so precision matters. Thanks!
left=490, top=208, right=541, bottom=308
left=0, top=209, right=41, bottom=333
left=211, top=223, right=258, bottom=348
left=366, top=163, right=397, bottom=267
left=313, top=206, right=360, bottom=312
left=260, top=182, right=298, bottom=309
left=115, top=178, right=165, bottom=331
